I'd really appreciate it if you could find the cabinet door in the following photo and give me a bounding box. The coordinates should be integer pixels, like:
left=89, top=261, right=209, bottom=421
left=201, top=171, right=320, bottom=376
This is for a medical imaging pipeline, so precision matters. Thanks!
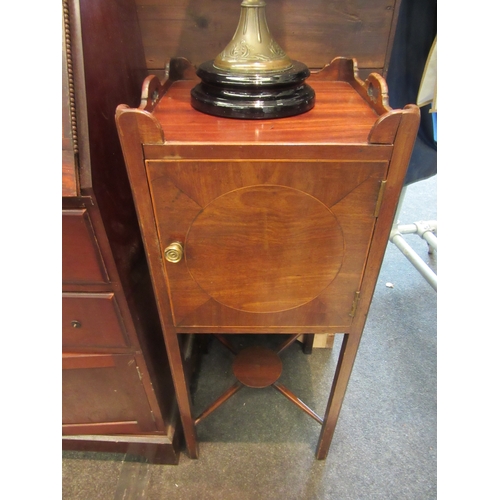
left=146, top=159, right=387, bottom=330
left=62, top=353, right=157, bottom=435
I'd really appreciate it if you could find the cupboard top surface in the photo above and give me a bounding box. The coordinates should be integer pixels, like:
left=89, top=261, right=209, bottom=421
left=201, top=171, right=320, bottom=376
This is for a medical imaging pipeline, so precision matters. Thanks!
left=152, top=80, right=381, bottom=145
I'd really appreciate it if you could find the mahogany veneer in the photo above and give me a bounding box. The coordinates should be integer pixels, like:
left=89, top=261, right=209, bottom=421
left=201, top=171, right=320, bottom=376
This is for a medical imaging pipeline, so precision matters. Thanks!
left=115, top=56, right=419, bottom=460
left=233, top=347, right=283, bottom=388
left=62, top=0, right=182, bottom=464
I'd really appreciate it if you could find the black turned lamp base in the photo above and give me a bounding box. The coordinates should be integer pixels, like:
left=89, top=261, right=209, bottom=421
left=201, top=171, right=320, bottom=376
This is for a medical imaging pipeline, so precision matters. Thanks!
left=191, top=60, right=315, bottom=119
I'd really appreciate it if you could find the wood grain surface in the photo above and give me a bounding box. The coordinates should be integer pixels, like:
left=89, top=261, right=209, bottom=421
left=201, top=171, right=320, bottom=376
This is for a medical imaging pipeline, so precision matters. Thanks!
left=147, top=158, right=385, bottom=329
left=152, top=80, right=380, bottom=144
left=135, top=0, right=401, bottom=73
left=115, top=60, right=420, bottom=459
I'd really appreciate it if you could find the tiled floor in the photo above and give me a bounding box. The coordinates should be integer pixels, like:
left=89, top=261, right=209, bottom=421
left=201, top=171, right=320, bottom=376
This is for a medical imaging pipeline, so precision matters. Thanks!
left=62, top=175, right=437, bottom=499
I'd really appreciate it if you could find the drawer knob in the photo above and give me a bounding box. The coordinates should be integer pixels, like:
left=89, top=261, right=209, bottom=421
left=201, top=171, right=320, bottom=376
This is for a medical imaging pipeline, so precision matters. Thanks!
left=164, top=242, right=184, bottom=263
left=70, top=320, right=82, bottom=328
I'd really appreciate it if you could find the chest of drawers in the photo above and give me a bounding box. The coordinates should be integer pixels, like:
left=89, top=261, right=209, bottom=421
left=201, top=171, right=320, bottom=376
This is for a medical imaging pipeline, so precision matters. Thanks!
left=62, top=0, right=183, bottom=463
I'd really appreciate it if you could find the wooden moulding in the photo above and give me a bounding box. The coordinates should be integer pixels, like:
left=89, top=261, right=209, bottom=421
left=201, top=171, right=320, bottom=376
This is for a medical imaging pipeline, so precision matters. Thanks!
left=115, top=105, right=164, bottom=145
left=139, top=57, right=197, bottom=112
left=310, top=57, right=406, bottom=144
left=368, top=111, right=403, bottom=144
left=143, top=144, right=393, bottom=162
left=125, top=56, right=410, bottom=147
left=63, top=433, right=180, bottom=465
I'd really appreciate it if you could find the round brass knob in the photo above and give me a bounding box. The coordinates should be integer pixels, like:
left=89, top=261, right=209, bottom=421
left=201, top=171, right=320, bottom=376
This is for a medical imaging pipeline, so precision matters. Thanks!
left=164, top=242, right=184, bottom=263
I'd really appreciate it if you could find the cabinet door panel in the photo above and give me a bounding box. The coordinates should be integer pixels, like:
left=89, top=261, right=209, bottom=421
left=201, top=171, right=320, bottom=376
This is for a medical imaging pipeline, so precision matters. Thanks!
left=62, top=353, right=157, bottom=434
left=62, top=293, right=129, bottom=349
left=147, top=159, right=387, bottom=329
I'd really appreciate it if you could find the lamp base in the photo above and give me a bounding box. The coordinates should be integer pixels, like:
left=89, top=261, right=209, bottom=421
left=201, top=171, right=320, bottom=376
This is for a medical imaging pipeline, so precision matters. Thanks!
left=190, top=60, right=315, bottom=120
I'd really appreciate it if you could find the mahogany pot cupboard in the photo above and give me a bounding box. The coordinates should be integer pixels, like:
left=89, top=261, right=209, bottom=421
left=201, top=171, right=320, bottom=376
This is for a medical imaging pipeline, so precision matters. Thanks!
left=115, top=58, right=419, bottom=459
left=63, top=0, right=407, bottom=462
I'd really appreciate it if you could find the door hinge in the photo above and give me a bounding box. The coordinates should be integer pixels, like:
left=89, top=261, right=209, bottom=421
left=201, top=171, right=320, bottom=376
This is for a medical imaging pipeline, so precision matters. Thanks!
left=349, top=291, right=361, bottom=318
left=374, top=180, right=387, bottom=217
left=136, top=366, right=143, bottom=381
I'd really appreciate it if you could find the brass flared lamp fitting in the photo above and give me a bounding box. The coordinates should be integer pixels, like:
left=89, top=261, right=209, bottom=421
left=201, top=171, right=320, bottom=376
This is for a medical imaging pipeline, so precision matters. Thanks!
left=214, top=0, right=293, bottom=73
left=191, top=0, right=315, bottom=119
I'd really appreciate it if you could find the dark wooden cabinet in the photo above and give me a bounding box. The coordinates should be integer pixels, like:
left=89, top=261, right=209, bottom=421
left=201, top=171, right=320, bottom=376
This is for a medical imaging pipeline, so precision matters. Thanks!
left=62, top=0, right=181, bottom=464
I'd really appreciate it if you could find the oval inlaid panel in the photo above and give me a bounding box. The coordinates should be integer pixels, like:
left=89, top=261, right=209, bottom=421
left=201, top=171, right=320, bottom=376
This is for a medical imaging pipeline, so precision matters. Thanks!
left=185, top=185, right=344, bottom=313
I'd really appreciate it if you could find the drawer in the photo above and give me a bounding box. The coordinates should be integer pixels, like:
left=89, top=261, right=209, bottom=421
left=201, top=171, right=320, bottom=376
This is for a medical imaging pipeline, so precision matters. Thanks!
left=62, top=353, right=157, bottom=434
left=62, top=209, right=109, bottom=284
left=62, top=293, right=129, bottom=349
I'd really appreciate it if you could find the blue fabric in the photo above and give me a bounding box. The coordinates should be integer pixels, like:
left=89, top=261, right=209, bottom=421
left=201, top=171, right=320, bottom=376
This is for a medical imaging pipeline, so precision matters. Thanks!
left=386, top=0, right=437, bottom=185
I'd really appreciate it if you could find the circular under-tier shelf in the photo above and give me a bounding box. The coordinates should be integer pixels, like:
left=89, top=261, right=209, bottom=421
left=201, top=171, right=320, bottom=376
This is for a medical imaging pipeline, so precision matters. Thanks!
left=232, top=346, right=282, bottom=388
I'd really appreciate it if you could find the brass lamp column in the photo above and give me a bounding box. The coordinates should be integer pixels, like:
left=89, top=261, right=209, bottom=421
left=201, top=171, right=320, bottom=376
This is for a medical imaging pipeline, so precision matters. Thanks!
left=191, top=0, right=315, bottom=119
left=214, top=0, right=292, bottom=73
